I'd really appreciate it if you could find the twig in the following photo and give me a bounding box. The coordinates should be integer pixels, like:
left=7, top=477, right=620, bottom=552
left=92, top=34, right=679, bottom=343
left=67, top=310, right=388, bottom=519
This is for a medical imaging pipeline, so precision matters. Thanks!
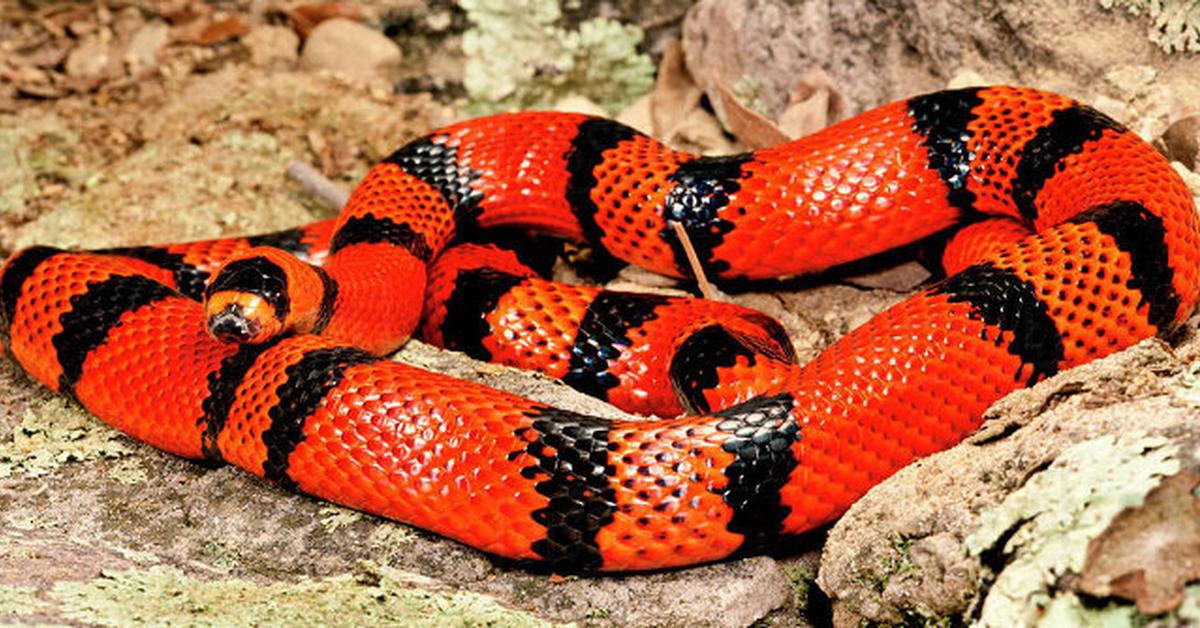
left=669, top=221, right=718, bottom=300
left=286, top=161, right=350, bottom=210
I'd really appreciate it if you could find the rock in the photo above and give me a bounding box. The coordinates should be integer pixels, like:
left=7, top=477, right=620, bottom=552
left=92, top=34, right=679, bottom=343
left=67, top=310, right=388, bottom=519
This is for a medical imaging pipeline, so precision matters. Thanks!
left=243, top=25, right=300, bottom=69
left=844, top=262, right=931, bottom=292
left=299, top=18, right=401, bottom=85
left=1164, top=115, right=1200, bottom=170
left=124, top=20, right=170, bottom=75
left=681, top=0, right=1200, bottom=122
left=64, top=37, right=118, bottom=80
left=816, top=338, right=1200, bottom=625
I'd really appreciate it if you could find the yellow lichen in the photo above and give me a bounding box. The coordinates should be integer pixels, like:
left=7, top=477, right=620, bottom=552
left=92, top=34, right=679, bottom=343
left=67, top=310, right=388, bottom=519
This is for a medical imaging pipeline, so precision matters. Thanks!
left=460, top=0, right=654, bottom=115
left=51, top=562, right=556, bottom=627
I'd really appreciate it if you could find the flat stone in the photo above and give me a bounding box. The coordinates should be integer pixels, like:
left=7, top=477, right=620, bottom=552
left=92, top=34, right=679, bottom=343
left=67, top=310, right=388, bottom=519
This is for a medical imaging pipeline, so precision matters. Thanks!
left=65, top=37, right=116, bottom=79
left=125, top=20, right=170, bottom=75
left=299, top=18, right=401, bottom=85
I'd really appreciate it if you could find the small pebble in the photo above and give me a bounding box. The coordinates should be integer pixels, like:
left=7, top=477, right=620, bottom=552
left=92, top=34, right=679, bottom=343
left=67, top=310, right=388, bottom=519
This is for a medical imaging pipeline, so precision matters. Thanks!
left=244, top=25, right=300, bottom=69
left=1163, top=116, right=1200, bottom=170
left=125, top=21, right=170, bottom=75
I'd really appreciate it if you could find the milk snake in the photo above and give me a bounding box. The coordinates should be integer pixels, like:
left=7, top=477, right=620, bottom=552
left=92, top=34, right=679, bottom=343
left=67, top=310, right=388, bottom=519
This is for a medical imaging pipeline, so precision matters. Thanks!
left=2, top=86, right=1197, bottom=572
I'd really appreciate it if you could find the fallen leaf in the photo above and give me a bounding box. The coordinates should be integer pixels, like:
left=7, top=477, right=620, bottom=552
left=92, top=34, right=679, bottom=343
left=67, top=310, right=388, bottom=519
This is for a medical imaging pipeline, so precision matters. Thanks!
left=194, top=15, right=249, bottom=46
left=153, top=0, right=209, bottom=25
left=776, top=65, right=844, bottom=139
left=711, top=68, right=790, bottom=149
left=615, top=93, right=653, bottom=136
left=1078, top=471, right=1200, bottom=614
left=285, top=3, right=364, bottom=40
left=12, top=45, right=69, bottom=69
left=670, top=106, right=739, bottom=155
left=649, top=38, right=701, bottom=139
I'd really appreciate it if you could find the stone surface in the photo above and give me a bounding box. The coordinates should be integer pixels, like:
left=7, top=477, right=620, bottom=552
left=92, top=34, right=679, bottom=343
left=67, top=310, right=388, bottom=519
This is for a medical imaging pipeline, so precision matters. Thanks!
left=124, top=20, right=170, bottom=75
left=817, top=335, right=1200, bottom=625
left=299, top=18, right=402, bottom=85
left=682, top=0, right=1200, bottom=127
left=243, top=25, right=300, bottom=70
left=64, top=37, right=118, bottom=80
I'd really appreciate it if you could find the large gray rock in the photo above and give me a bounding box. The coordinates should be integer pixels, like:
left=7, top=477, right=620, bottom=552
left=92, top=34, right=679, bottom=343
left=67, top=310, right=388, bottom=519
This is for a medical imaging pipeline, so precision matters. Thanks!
left=682, top=0, right=1200, bottom=127
left=818, top=334, right=1200, bottom=625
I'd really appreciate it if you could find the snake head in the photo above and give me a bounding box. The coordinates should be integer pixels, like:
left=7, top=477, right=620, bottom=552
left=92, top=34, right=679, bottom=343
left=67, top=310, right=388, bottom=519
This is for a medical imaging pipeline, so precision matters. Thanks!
left=203, top=252, right=294, bottom=344
left=204, top=291, right=282, bottom=344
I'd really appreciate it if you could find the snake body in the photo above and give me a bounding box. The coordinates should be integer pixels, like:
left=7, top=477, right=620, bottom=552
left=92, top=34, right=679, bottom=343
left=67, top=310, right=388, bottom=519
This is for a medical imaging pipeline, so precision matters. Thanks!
left=1, top=86, right=1197, bottom=572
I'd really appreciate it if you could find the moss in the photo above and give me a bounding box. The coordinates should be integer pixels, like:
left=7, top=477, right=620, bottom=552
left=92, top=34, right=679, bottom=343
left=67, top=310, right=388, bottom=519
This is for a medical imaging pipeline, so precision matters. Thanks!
left=460, top=0, right=654, bottom=115
left=201, top=541, right=241, bottom=574
left=0, top=398, right=133, bottom=480
left=967, top=434, right=1179, bottom=626
left=1098, top=0, right=1200, bottom=53
left=849, top=533, right=921, bottom=596
left=783, top=566, right=815, bottom=610
left=50, top=562, right=553, bottom=627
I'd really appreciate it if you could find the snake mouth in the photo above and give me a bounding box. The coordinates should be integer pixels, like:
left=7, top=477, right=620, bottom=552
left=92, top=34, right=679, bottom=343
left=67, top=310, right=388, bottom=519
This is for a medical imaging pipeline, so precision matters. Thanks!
left=207, top=304, right=261, bottom=344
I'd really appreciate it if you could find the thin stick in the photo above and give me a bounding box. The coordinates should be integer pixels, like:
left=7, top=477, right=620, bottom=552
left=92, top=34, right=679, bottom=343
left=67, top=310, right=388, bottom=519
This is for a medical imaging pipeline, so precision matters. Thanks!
left=286, top=161, right=351, bottom=209
left=669, top=221, right=719, bottom=300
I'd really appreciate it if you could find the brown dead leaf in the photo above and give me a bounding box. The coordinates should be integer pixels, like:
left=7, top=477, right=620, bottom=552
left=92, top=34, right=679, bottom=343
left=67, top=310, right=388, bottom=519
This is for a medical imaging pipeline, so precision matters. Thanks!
left=711, top=68, right=790, bottom=150
left=649, top=38, right=701, bottom=139
left=1078, top=471, right=1200, bottom=614
left=286, top=3, right=364, bottom=40
left=34, top=4, right=92, bottom=39
left=776, top=65, right=844, bottom=139
left=12, top=45, right=69, bottom=69
left=154, top=0, right=209, bottom=25
left=670, top=107, right=739, bottom=155
left=194, top=15, right=249, bottom=46
left=615, top=93, right=654, bottom=136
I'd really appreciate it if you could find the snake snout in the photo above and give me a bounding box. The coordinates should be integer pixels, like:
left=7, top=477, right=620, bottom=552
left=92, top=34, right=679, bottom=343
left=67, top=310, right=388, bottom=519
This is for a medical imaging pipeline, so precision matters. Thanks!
left=208, top=304, right=260, bottom=343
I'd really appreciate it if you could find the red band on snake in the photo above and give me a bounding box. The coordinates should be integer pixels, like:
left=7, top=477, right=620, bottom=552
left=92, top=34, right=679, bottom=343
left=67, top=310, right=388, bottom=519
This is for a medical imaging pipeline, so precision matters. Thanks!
left=1, top=86, right=1197, bottom=572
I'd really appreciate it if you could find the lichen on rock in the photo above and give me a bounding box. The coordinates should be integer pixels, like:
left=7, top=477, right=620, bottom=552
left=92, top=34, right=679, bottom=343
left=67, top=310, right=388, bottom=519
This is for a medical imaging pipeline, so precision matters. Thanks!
left=967, top=434, right=1180, bottom=626
left=50, top=562, right=551, bottom=627
left=0, top=398, right=133, bottom=480
left=1098, top=0, right=1200, bottom=53
left=460, top=0, right=654, bottom=115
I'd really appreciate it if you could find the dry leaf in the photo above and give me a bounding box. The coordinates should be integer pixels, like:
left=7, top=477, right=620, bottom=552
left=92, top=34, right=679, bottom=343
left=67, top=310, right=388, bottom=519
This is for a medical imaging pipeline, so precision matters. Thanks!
left=670, top=106, right=739, bottom=155
left=649, top=38, right=701, bottom=139
left=1078, top=471, right=1200, bottom=614
left=285, top=3, right=364, bottom=40
left=12, top=45, right=69, bottom=69
left=154, top=0, right=209, bottom=25
left=776, top=65, right=844, bottom=139
left=615, top=93, right=654, bottom=136
left=194, top=16, right=249, bottom=46
left=711, top=67, right=790, bottom=150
